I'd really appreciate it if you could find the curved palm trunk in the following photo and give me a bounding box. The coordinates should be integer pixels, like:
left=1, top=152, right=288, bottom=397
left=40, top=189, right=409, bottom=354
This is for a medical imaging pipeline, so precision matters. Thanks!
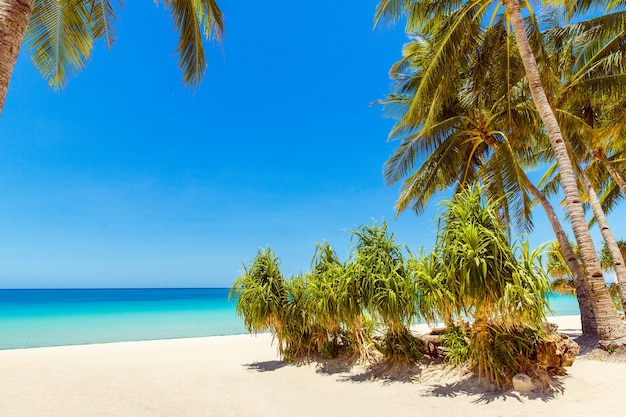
left=506, top=0, right=626, bottom=341
left=579, top=169, right=626, bottom=310
left=523, top=178, right=597, bottom=336
left=594, top=150, right=626, bottom=197
left=0, top=0, right=34, bottom=115
left=485, top=137, right=597, bottom=335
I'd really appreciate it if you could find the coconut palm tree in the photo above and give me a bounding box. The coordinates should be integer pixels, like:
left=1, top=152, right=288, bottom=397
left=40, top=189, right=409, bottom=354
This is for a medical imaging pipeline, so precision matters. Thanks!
left=378, top=15, right=598, bottom=335
left=547, top=239, right=624, bottom=311
left=375, top=0, right=626, bottom=340
left=0, top=0, right=223, bottom=114
left=536, top=9, right=626, bottom=309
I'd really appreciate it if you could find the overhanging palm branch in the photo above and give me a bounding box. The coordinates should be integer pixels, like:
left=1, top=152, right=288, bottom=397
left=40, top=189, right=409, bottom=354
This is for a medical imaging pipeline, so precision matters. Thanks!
left=26, top=0, right=95, bottom=90
left=24, top=0, right=223, bottom=89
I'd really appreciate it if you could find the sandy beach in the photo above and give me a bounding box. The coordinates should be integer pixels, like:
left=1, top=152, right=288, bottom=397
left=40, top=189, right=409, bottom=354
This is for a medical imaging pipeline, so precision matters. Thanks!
left=1, top=315, right=625, bottom=417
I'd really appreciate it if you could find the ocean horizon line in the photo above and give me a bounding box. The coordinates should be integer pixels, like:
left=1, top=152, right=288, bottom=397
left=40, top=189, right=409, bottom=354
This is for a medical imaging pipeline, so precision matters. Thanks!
left=0, top=287, right=233, bottom=291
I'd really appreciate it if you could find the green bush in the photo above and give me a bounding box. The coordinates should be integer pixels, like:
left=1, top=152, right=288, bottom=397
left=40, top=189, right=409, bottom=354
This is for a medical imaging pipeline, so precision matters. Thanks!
left=441, top=326, right=470, bottom=366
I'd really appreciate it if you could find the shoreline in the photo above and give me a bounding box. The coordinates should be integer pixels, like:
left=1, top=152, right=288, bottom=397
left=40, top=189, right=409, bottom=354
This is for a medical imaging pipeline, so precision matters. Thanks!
left=4, top=314, right=624, bottom=417
left=0, top=314, right=583, bottom=353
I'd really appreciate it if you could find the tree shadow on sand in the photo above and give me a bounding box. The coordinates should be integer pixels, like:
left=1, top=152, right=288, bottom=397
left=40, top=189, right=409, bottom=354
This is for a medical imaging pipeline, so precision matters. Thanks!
left=243, top=360, right=288, bottom=372
left=317, top=359, right=425, bottom=384
left=425, top=375, right=565, bottom=404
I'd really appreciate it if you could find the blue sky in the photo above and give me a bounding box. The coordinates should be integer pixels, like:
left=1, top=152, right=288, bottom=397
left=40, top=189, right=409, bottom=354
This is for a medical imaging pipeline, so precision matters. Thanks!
left=0, top=1, right=624, bottom=288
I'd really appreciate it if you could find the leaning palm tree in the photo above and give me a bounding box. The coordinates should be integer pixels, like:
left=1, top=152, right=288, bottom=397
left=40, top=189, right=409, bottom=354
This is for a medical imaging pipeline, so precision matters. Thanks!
left=0, top=0, right=223, bottom=114
left=378, top=15, right=598, bottom=335
left=547, top=239, right=624, bottom=311
left=546, top=241, right=579, bottom=296
left=536, top=10, right=626, bottom=309
left=375, top=0, right=626, bottom=341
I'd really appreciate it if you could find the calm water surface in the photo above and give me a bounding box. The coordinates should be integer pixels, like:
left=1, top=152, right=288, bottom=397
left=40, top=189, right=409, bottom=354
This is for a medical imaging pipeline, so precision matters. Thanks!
left=0, top=288, right=579, bottom=350
left=0, top=288, right=246, bottom=350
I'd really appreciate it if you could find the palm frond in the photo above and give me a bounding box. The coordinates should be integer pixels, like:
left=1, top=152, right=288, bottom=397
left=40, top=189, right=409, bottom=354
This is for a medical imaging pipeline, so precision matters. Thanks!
left=25, top=0, right=94, bottom=90
left=161, top=0, right=224, bottom=87
left=89, top=0, right=122, bottom=49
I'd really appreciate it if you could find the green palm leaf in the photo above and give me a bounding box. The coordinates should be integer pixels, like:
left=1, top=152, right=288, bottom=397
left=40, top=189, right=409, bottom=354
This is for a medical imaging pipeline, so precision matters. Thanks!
left=161, top=0, right=224, bottom=88
left=26, top=0, right=94, bottom=90
left=89, top=0, right=121, bottom=49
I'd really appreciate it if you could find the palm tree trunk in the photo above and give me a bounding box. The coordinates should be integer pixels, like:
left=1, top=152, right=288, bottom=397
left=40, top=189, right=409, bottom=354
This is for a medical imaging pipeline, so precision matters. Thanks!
left=596, top=151, right=626, bottom=197
left=578, top=169, right=626, bottom=310
left=523, top=178, right=597, bottom=336
left=505, top=0, right=626, bottom=341
left=485, top=138, right=598, bottom=335
left=0, top=0, right=34, bottom=115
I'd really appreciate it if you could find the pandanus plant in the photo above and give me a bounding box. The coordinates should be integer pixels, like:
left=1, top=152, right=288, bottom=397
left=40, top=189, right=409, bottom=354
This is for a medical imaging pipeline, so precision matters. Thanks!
left=415, top=184, right=550, bottom=387
left=229, top=248, right=292, bottom=356
left=305, top=242, right=354, bottom=359
left=347, top=221, right=423, bottom=364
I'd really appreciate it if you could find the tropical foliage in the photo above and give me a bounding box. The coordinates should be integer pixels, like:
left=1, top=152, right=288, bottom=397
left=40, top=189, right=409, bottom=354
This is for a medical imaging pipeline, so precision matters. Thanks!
left=375, top=0, right=626, bottom=341
left=24, top=0, right=223, bottom=89
left=414, top=184, right=550, bottom=387
left=232, top=185, right=555, bottom=388
left=547, top=240, right=625, bottom=311
left=0, top=0, right=224, bottom=114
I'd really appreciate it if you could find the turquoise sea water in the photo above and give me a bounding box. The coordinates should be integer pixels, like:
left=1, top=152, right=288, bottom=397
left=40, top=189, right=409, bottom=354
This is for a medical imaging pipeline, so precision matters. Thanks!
left=0, top=288, right=580, bottom=350
left=0, top=288, right=246, bottom=350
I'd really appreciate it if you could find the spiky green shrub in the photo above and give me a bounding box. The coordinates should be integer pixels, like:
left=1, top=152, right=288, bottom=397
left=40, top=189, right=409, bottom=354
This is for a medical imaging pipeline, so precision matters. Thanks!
left=471, top=323, right=542, bottom=388
left=348, top=221, right=423, bottom=364
left=229, top=247, right=288, bottom=337
left=306, top=242, right=354, bottom=359
left=416, top=184, right=550, bottom=387
left=230, top=248, right=311, bottom=361
left=376, top=327, right=424, bottom=364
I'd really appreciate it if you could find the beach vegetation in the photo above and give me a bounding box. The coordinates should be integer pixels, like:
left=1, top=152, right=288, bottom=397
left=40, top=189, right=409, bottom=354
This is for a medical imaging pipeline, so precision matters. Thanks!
left=374, top=0, right=626, bottom=342
left=229, top=248, right=294, bottom=358
left=346, top=222, right=424, bottom=364
left=232, top=184, right=566, bottom=388
left=547, top=240, right=624, bottom=312
left=0, top=0, right=224, bottom=115
left=415, top=184, right=551, bottom=388
left=440, top=326, right=470, bottom=366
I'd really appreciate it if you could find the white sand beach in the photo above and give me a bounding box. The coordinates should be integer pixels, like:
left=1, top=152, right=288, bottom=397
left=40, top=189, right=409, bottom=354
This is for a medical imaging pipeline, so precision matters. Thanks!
left=1, top=315, right=625, bottom=417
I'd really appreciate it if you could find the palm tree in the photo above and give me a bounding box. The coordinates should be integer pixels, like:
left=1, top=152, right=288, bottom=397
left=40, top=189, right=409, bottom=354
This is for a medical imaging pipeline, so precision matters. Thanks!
left=546, top=240, right=579, bottom=296
left=0, top=0, right=224, bottom=115
left=536, top=10, right=626, bottom=309
left=0, top=0, right=33, bottom=113
left=375, top=0, right=626, bottom=341
left=378, top=15, right=598, bottom=335
left=547, top=239, right=624, bottom=311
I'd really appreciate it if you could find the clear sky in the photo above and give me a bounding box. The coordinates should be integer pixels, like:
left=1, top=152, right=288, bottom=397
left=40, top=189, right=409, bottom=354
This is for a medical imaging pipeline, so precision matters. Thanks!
left=0, top=1, right=624, bottom=288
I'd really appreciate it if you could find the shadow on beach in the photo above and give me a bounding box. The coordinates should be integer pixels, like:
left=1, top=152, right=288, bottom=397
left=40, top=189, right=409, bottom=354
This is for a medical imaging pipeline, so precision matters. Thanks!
left=243, top=360, right=289, bottom=372
left=425, top=377, right=564, bottom=404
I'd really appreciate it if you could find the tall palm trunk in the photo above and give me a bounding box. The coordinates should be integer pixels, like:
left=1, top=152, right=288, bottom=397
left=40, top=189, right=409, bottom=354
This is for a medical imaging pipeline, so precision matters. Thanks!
left=486, top=138, right=597, bottom=335
left=578, top=169, right=626, bottom=309
left=523, top=178, right=597, bottom=336
left=0, top=0, right=34, bottom=115
left=505, top=0, right=626, bottom=341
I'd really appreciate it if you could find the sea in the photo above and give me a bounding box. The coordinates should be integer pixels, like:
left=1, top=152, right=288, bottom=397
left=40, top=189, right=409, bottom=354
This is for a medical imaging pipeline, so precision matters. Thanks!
left=0, top=288, right=580, bottom=351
